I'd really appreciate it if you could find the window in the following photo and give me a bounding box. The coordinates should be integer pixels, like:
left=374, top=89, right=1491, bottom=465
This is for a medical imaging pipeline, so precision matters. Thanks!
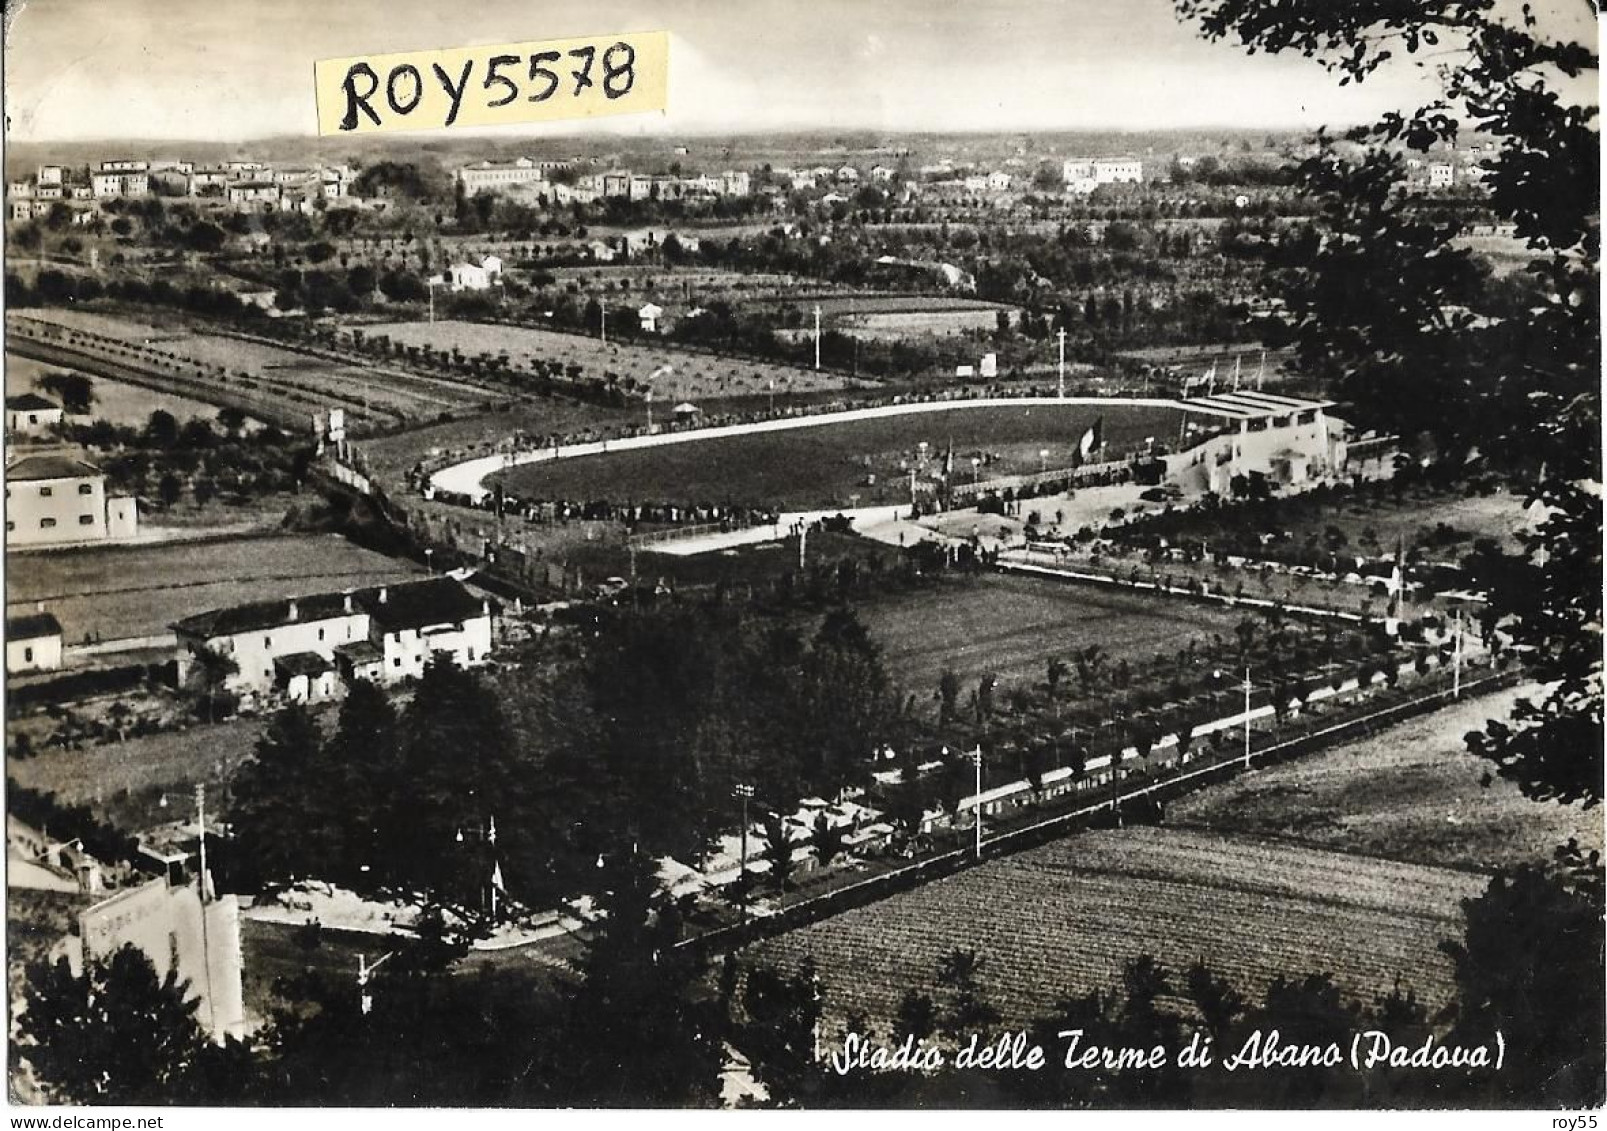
left=38, top=486, right=52, bottom=497
left=77, top=483, right=92, bottom=495
left=264, top=635, right=271, bottom=647
left=5, top=522, right=12, bottom=533
left=78, top=514, right=93, bottom=525
left=317, top=628, right=325, bottom=641
left=393, top=657, right=402, bottom=667
left=40, top=518, right=56, bottom=529
left=27, top=414, right=37, bottom=424
left=23, top=647, right=33, bottom=663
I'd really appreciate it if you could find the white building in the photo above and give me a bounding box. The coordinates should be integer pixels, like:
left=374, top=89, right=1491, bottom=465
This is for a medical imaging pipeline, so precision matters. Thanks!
left=721, top=170, right=751, bottom=196
left=1165, top=392, right=1345, bottom=496
left=36, top=165, right=64, bottom=186
left=4, top=454, right=138, bottom=548
left=457, top=157, right=548, bottom=194
left=226, top=181, right=282, bottom=208
left=6, top=612, right=63, bottom=674
left=1062, top=158, right=1143, bottom=190
left=432, top=254, right=504, bottom=292
left=173, top=576, right=496, bottom=703
left=638, top=302, right=664, bottom=332
left=6, top=392, right=64, bottom=435
left=91, top=171, right=150, bottom=198
left=1429, top=163, right=1455, bottom=189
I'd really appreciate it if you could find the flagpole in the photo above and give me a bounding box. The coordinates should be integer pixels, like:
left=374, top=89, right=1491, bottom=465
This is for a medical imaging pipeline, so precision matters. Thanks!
left=1056, top=328, right=1067, bottom=398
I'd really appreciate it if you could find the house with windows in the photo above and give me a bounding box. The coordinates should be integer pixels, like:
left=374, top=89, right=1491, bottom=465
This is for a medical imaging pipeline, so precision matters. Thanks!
left=172, top=576, right=496, bottom=703
left=6, top=392, right=64, bottom=435
left=4, top=454, right=138, bottom=548
left=6, top=612, right=63, bottom=674
left=431, top=255, right=503, bottom=292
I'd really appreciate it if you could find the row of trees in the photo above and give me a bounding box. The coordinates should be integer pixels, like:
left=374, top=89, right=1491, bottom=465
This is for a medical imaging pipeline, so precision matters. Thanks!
left=223, top=608, right=899, bottom=908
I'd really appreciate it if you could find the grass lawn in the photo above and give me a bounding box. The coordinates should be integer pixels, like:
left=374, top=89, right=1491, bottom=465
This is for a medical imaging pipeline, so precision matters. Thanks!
left=6, top=532, right=425, bottom=644
left=854, top=571, right=1248, bottom=696
left=1169, top=682, right=1601, bottom=873
left=492, top=402, right=1184, bottom=511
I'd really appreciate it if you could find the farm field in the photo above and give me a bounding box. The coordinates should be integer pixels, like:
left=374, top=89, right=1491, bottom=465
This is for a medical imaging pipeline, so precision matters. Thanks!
left=4, top=351, right=238, bottom=428
left=854, top=571, right=1246, bottom=694
left=1170, top=682, right=1602, bottom=873
left=6, top=533, right=424, bottom=644
left=360, top=318, right=863, bottom=403
left=11, top=307, right=492, bottom=430
left=8, top=713, right=264, bottom=828
left=747, top=826, right=1487, bottom=1037
left=490, top=402, right=1184, bottom=510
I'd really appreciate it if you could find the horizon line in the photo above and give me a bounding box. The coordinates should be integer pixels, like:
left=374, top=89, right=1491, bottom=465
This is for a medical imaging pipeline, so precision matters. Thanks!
left=8, top=121, right=1359, bottom=149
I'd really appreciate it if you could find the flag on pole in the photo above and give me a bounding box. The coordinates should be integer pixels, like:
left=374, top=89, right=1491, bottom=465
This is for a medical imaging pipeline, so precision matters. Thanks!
left=1077, top=416, right=1104, bottom=462
left=1204, top=364, right=1217, bottom=396
left=491, top=861, right=505, bottom=891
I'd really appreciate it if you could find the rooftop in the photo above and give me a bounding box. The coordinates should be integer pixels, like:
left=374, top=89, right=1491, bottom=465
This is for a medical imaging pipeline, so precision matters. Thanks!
left=8, top=612, right=63, bottom=640
left=172, top=576, right=489, bottom=640
left=6, top=454, right=101, bottom=482
left=1177, top=391, right=1334, bottom=421
left=6, top=393, right=60, bottom=412
left=274, top=651, right=335, bottom=677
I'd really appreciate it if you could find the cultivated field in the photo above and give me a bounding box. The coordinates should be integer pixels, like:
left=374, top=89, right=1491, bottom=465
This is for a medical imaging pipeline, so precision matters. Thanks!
left=1170, top=683, right=1602, bottom=873
left=8, top=713, right=265, bottom=828
left=5, top=352, right=234, bottom=428
left=856, top=571, right=1247, bottom=694
left=747, top=826, right=1487, bottom=1037
left=7, top=533, right=424, bottom=644
left=11, top=307, right=492, bottom=430
left=361, top=318, right=861, bottom=403
left=491, top=402, right=1184, bottom=510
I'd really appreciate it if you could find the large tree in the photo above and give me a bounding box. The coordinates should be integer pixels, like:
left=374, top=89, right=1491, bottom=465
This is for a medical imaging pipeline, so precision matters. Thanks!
left=1176, top=0, right=1601, bottom=806
left=16, top=946, right=209, bottom=1104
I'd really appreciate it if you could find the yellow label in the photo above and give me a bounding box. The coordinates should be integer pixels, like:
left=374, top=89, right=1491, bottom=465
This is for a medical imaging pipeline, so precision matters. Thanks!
left=315, top=32, right=668, bottom=135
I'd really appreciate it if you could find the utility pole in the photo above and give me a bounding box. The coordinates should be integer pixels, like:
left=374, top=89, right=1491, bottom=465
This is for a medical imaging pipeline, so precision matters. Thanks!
left=1453, top=611, right=1464, bottom=699
left=1242, top=667, right=1254, bottom=769
left=357, top=951, right=395, bottom=1016
left=971, top=745, right=984, bottom=860
left=195, top=784, right=209, bottom=903
left=600, top=300, right=607, bottom=344
left=799, top=521, right=808, bottom=570
left=1056, top=328, right=1067, bottom=398
left=813, top=304, right=822, bottom=371
left=734, top=784, right=754, bottom=924
left=195, top=783, right=217, bottom=1035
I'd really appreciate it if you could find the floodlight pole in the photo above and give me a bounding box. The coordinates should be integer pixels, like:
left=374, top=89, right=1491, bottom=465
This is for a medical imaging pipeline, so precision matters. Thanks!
left=1056, top=328, right=1067, bottom=398
left=814, top=305, right=822, bottom=371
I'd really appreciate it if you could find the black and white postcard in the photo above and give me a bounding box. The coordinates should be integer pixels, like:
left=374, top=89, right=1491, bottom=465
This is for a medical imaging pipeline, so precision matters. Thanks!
left=3, top=0, right=1601, bottom=1114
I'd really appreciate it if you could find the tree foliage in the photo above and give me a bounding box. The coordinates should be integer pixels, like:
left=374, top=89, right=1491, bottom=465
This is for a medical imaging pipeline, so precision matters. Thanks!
left=1177, top=0, right=1602, bottom=805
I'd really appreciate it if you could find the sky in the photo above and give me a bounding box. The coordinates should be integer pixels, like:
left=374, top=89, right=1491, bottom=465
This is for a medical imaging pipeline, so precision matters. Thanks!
left=0, top=0, right=1524, bottom=142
